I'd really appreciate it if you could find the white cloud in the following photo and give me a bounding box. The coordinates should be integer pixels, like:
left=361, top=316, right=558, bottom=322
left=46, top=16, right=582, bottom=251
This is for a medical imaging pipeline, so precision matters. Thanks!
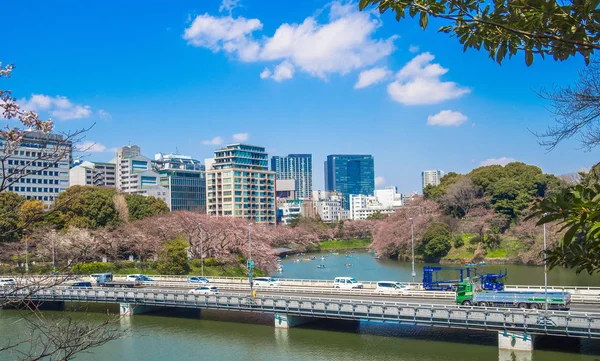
left=202, top=136, right=224, bottom=145
left=19, top=94, right=92, bottom=120
left=375, top=176, right=386, bottom=186
left=409, top=45, right=420, bottom=53
left=232, top=132, right=249, bottom=142
left=76, top=141, right=107, bottom=153
left=354, top=66, right=391, bottom=89
left=98, top=109, right=112, bottom=120
left=480, top=157, right=517, bottom=166
left=260, top=2, right=396, bottom=79
left=261, top=61, right=295, bottom=82
left=259, top=68, right=271, bottom=79
left=427, top=110, right=468, bottom=126
left=387, top=52, right=470, bottom=105
left=182, top=14, right=262, bottom=61
left=219, top=0, right=241, bottom=14
left=184, top=1, right=396, bottom=80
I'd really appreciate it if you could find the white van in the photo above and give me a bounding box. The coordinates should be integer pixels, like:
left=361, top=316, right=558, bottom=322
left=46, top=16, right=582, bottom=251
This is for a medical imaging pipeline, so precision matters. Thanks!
left=0, top=278, right=16, bottom=287
left=333, top=277, right=363, bottom=289
left=375, top=281, right=411, bottom=295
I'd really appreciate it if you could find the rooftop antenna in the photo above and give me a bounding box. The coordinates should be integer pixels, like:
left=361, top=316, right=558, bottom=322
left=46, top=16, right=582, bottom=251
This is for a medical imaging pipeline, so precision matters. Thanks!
left=175, top=147, right=179, bottom=155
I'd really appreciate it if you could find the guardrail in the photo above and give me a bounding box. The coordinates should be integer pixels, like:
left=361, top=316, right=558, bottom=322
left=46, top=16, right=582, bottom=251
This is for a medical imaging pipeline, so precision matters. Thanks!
left=2, top=288, right=600, bottom=339
left=4, top=275, right=600, bottom=303
left=151, top=282, right=456, bottom=300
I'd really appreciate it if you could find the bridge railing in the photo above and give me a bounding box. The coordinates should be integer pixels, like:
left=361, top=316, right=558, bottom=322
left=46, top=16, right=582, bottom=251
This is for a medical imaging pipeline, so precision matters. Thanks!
left=3, top=288, right=600, bottom=338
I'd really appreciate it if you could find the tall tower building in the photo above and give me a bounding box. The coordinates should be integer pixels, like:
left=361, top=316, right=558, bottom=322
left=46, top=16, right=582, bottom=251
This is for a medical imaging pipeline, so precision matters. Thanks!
left=422, top=170, right=444, bottom=189
left=206, top=144, right=276, bottom=224
left=324, top=154, right=375, bottom=209
left=270, top=154, right=312, bottom=200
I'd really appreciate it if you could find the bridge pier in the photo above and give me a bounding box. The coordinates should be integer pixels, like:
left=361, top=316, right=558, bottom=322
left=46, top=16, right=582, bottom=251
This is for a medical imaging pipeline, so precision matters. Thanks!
left=119, top=303, right=164, bottom=316
left=498, top=331, right=534, bottom=351
left=274, top=313, right=313, bottom=328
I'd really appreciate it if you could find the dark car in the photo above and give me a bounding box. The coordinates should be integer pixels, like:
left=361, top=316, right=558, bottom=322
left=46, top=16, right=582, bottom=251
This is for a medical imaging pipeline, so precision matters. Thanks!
left=71, top=281, right=93, bottom=288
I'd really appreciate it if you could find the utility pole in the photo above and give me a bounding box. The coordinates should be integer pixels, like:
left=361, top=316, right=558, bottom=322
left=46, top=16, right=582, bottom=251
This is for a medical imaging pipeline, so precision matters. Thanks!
left=410, top=217, right=415, bottom=283
left=25, top=236, right=29, bottom=274
left=51, top=229, right=56, bottom=274
left=543, top=214, right=548, bottom=313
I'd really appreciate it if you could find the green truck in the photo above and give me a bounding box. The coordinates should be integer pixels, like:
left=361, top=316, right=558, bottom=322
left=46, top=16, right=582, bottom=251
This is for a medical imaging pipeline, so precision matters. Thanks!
left=456, top=281, right=571, bottom=310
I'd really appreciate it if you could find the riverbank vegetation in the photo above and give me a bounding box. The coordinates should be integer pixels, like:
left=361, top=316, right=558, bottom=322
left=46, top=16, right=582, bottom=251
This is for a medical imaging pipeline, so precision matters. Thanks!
left=318, top=238, right=371, bottom=251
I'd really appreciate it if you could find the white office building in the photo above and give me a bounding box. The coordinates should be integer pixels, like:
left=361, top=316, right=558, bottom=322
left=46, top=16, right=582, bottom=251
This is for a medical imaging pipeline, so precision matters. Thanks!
left=314, top=192, right=349, bottom=222
left=1, top=131, right=72, bottom=205
left=422, top=170, right=444, bottom=189
left=349, top=194, right=399, bottom=220
left=374, top=186, right=403, bottom=207
left=69, top=161, right=116, bottom=187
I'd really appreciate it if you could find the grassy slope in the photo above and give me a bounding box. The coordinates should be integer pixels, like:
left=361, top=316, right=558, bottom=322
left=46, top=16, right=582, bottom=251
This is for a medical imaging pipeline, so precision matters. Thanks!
left=318, top=238, right=372, bottom=250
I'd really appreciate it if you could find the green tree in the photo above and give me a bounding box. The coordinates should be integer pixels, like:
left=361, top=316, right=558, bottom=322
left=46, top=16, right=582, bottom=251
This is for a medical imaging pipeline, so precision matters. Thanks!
left=423, top=172, right=462, bottom=201
left=367, top=211, right=388, bottom=220
left=0, top=192, right=25, bottom=243
left=157, top=237, right=190, bottom=275
left=418, top=222, right=452, bottom=259
left=125, top=194, right=169, bottom=221
left=359, top=0, right=599, bottom=65
left=530, top=184, right=600, bottom=274
left=580, top=162, right=600, bottom=187
left=53, top=186, right=120, bottom=229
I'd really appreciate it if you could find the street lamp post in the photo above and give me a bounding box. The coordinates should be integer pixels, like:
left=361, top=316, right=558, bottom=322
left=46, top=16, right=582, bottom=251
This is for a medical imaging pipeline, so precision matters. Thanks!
left=198, top=224, right=204, bottom=277
left=248, top=223, right=253, bottom=292
left=410, top=217, right=415, bottom=283
left=543, top=214, right=548, bottom=313
left=51, top=229, right=56, bottom=274
left=25, top=236, right=29, bottom=274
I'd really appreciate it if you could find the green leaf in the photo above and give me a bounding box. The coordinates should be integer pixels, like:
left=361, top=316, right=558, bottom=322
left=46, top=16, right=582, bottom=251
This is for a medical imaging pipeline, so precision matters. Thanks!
left=419, top=11, right=429, bottom=29
left=525, top=50, right=533, bottom=66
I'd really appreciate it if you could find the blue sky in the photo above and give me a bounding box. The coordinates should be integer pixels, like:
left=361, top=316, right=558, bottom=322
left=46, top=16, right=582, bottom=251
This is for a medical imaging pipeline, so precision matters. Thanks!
left=2, top=0, right=597, bottom=192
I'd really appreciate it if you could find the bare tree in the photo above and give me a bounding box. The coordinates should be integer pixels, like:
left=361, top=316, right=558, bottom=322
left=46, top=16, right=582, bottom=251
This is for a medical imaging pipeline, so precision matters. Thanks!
left=439, top=177, right=481, bottom=218
left=0, top=61, right=118, bottom=360
left=537, top=59, right=600, bottom=150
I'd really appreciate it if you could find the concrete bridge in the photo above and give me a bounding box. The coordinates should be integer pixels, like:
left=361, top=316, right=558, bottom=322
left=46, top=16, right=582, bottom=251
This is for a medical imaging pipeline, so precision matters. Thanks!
left=2, top=286, right=600, bottom=357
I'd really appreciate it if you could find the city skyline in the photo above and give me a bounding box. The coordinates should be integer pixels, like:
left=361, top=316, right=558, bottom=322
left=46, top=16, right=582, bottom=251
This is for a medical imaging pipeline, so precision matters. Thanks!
left=2, top=0, right=597, bottom=193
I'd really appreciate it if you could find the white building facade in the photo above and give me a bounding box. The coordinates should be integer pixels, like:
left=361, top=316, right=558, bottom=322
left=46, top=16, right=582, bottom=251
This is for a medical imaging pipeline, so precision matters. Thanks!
left=422, top=170, right=444, bottom=189
left=1, top=132, right=72, bottom=205
left=69, top=161, right=116, bottom=187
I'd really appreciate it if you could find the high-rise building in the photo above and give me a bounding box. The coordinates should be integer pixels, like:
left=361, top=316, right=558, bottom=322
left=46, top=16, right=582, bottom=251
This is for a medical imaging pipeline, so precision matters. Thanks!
left=1, top=131, right=72, bottom=205
left=154, top=153, right=206, bottom=212
left=69, top=161, right=116, bottom=187
left=324, top=154, right=375, bottom=209
left=422, top=170, right=444, bottom=189
left=270, top=154, right=312, bottom=200
left=206, top=144, right=276, bottom=224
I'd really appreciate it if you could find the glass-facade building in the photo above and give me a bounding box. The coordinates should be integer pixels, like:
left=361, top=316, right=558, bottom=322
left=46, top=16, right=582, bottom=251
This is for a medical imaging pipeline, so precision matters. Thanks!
left=324, top=154, right=375, bottom=209
left=154, top=153, right=206, bottom=212
left=207, top=144, right=275, bottom=224
left=270, top=154, right=312, bottom=200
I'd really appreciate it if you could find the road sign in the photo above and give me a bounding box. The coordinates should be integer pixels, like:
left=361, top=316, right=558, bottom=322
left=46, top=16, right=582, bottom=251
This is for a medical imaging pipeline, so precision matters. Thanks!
left=247, top=259, right=255, bottom=269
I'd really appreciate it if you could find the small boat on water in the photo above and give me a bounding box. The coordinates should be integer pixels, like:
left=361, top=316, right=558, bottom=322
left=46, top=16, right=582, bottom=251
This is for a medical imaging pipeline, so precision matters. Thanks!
left=317, top=264, right=326, bottom=269
left=375, top=256, right=382, bottom=260
left=345, top=263, right=352, bottom=267
left=465, top=263, right=476, bottom=267
left=304, top=257, right=311, bottom=261
left=332, top=252, right=339, bottom=256
left=321, top=256, right=326, bottom=260
left=479, top=261, right=487, bottom=266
